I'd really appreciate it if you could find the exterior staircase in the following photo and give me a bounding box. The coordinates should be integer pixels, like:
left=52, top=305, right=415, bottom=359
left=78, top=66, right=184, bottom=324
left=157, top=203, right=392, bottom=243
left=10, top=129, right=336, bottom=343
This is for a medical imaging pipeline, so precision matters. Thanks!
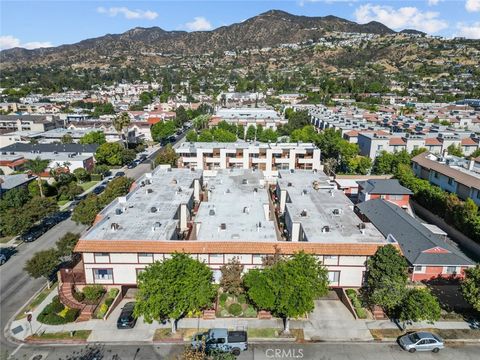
left=58, top=282, right=96, bottom=322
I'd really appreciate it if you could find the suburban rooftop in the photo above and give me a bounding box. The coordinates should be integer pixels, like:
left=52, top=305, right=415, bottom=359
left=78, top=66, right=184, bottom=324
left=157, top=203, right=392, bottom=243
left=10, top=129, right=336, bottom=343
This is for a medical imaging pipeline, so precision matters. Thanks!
left=175, top=141, right=319, bottom=152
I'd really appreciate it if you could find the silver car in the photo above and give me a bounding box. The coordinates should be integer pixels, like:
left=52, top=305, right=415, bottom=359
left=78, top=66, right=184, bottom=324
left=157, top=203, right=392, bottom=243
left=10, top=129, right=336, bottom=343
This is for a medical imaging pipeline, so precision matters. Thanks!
left=399, top=331, right=444, bottom=353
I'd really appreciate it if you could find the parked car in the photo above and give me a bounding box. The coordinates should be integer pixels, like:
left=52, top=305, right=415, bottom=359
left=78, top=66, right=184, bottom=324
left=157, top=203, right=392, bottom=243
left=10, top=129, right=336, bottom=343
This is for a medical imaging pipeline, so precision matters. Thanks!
left=21, top=225, right=46, bottom=243
left=92, top=185, right=105, bottom=195
left=117, top=302, right=137, bottom=329
left=0, top=253, right=6, bottom=265
left=398, top=331, right=444, bottom=353
left=127, top=162, right=137, bottom=169
left=192, top=328, right=248, bottom=356
left=114, top=171, right=125, bottom=178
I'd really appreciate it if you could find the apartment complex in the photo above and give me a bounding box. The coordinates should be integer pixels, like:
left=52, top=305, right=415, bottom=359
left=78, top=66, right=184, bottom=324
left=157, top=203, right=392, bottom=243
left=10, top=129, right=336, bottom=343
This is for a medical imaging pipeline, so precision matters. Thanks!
left=73, top=167, right=391, bottom=289
left=0, top=115, right=61, bottom=134
left=213, top=108, right=287, bottom=130
left=176, top=142, right=322, bottom=175
left=411, top=152, right=480, bottom=206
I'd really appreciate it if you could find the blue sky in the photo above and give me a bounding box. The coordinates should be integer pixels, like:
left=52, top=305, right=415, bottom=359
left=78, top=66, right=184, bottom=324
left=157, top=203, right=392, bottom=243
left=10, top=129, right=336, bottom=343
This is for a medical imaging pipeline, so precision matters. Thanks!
left=1, top=1, right=479, bottom=50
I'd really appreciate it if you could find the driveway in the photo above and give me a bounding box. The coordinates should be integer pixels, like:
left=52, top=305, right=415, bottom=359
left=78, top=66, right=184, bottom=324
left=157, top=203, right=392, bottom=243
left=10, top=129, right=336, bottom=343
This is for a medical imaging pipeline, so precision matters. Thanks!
left=302, top=292, right=373, bottom=341
left=87, top=298, right=158, bottom=343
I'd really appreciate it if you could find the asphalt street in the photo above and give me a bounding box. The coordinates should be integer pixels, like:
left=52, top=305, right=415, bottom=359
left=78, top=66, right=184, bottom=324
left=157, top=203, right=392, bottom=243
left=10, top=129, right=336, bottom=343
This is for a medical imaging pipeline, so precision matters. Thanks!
left=5, top=342, right=480, bottom=360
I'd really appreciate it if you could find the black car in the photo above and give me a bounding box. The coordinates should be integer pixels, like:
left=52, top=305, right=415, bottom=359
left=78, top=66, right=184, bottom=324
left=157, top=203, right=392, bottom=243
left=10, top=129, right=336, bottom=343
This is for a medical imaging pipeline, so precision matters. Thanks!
left=92, top=185, right=106, bottom=195
left=115, top=171, right=126, bottom=178
left=21, top=225, right=46, bottom=243
left=127, top=162, right=137, bottom=169
left=117, top=302, right=137, bottom=329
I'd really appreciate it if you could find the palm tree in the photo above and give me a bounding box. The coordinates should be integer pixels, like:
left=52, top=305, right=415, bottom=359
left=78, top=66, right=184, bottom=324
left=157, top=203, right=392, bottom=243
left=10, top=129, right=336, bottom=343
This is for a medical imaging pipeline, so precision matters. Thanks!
left=112, top=112, right=131, bottom=149
left=25, top=157, right=50, bottom=197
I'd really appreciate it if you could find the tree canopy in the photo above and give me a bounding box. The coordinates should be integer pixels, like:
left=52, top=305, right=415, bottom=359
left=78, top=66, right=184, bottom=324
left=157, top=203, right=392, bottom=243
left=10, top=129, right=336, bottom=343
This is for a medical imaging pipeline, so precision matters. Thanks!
left=95, top=142, right=134, bottom=166
left=151, top=121, right=176, bottom=143
left=399, top=288, right=441, bottom=323
left=79, top=131, right=106, bottom=145
left=24, top=248, right=59, bottom=281
left=244, top=251, right=328, bottom=332
left=154, top=144, right=179, bottom=167
left=461, top=265, right=480, bottom=312
left=134, top=253, right=216, bottom=332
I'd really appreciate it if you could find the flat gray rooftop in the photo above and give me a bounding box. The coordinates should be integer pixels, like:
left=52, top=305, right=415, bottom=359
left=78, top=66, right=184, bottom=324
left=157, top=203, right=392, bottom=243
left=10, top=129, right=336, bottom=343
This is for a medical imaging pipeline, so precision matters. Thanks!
left=195, top=169, right=277, bottom=242
left=81, top=167, right=202, bottom=241
left=176, top=141, right=318, bottom=153
left=278, top=170, right=387, bottom=244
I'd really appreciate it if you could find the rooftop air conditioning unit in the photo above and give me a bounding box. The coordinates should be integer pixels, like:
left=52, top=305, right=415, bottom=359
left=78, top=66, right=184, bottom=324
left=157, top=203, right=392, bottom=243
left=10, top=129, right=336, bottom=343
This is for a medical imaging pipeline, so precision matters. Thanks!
left=115, top=208, right=122, bottom=215
left=333, top=208, right=342, bottom=216
left=150, top=207, right=157, bottom=213
left=322, top=226, right=330, bottom=233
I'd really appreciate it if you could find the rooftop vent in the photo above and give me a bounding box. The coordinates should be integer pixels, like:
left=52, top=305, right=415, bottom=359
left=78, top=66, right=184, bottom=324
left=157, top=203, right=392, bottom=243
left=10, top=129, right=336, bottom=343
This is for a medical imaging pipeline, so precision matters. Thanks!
left=150, top=207, right=157, bottom=213
left=290, top=169, right=295, bottom=173
left=172, top=179, right=177, bottom=184
left=111, top=223, right=120, bottom=231
left=243, top=206, right=250, bottom=214
left=302, top=189, right=308, bottom=195
left=220, top=223, right=227, bottom=230
left=145, top=179, right=151, bottom=185
left=115, top=208, right=122, bottom=215
left=167, top=168, right=172, bottom=172
left=287, top=182, right=293, bottom=187
left=152, top=222, right=161, bottom=231
left=242, top=179, right=248, bottom=185
left=322, top=226, right=330, bottom=233
left=358, top=222, right=366, bottom=230
left=332, top=208, right=342, bottom=216
left=146, top=188, right=153, bottom=194
left=209, top=209, right=216, bottom=216
left=300, top=209, right=308, bottom=217
left=254, top=188, right=258, bottom=193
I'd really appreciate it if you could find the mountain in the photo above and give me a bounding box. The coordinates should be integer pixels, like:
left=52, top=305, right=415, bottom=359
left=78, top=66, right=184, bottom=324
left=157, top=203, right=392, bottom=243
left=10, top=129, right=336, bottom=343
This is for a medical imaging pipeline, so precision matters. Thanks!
left=0, top=10, right=397, bottom=67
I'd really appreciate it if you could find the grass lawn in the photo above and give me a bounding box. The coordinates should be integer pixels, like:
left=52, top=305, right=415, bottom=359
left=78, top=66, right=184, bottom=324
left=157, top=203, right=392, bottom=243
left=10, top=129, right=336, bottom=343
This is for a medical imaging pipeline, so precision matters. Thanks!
left=79, top=181, right=99, bottom=192
left=154, top=328, right=208, bottom=341
left=247, top=328, right=278, bottom=338
left=57, top=199, right=70, bottom=206
left=370, top=328, right=480, bottom=341
left=0, top=236, right=14, bottom=244
left=15, top=283, right=56, bottom=320
left=28, top=330, right=91, bottom=341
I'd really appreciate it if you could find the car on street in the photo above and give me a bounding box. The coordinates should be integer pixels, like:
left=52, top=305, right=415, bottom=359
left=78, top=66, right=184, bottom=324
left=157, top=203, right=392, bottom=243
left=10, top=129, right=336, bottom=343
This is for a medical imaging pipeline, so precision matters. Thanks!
left=92, top=185, right=106, bottom=195
left=21, top=225, right=46, bottom=243
left=127, top=162, right=137, bottom=169
left=117, top=302, right=137, bottom=329
left=0, top=252, right=6, bottom=265
left=192, top=328, right=248, bottom=356
left=114, top=171, right=125, bottom=178
left=398, top=331, right=444, bottom=353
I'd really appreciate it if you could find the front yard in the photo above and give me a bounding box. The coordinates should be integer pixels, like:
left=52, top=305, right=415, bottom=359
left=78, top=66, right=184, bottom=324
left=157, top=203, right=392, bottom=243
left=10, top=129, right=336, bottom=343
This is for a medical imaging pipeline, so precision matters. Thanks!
left=216, top=293, right=257, bottom=318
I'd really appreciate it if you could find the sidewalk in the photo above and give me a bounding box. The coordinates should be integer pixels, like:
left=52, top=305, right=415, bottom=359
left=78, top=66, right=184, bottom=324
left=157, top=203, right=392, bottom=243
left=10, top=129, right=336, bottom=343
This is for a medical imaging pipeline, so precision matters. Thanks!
left=8, top=286, right=476, bottom=344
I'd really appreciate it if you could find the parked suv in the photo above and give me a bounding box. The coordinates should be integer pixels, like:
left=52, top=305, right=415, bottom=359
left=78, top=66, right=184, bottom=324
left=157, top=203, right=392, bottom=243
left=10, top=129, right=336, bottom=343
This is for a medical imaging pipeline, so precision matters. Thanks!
left=117, top=302, right=137, bottom=329
left=399, top=331, right=444, bottom=353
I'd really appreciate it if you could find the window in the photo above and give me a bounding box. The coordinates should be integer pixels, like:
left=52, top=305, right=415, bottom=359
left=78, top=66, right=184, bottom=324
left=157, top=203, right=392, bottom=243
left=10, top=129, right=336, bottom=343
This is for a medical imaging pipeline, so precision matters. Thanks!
left=389, top=195, right=403, bottom=200
left=94, top=269, right=113, bottom=280
left=328, top=271, right=340, bottom=283
left=445, top=266, right=457, bottom=274
left=324, top=255, right=338, bottom=260
left=139, top=253, right=153, bottom=258
left=477, top=190, right=480, bottom=200
left=447, top=177, right=454, bottom=186
left=209, top=254, right=223, bottom=264
left=414, top=265, right=423, bottom=272
left=377, top=145, right=383, bottom=150
left=433, top=171, right=439, bottom=178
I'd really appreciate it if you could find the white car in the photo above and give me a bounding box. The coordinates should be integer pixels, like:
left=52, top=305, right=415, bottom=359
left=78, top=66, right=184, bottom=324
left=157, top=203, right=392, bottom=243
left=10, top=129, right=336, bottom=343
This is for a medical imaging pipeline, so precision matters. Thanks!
left=0, top=253, right=7, bottom=265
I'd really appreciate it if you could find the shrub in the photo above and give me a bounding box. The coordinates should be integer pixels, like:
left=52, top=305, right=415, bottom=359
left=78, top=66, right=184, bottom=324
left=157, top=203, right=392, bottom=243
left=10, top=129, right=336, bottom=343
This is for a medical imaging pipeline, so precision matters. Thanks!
left=243, top=305, right=257, bottom=318
left=237, top=294, right=247, bottom=304
left=356, top=308, right=368, bottom=319
left=97, top=303, right=109, bottom=319
left=38, top=312, right=66, bottom=325
left=108, top=288, right=119, bottom=298
left=219, top=309, right=230, bottom=317
left=105, top=297, right=114, bottom=307
left=345, top=289, right=356, bottom=298
left=219, top=293, right=228, bottom=306
left=82, top=285, right=105, bottom=302
left=63, top=308, right=79, bottom=322
left=228, top=303, right=242, bottom=316
left=73, top=290, right=85, bottom=302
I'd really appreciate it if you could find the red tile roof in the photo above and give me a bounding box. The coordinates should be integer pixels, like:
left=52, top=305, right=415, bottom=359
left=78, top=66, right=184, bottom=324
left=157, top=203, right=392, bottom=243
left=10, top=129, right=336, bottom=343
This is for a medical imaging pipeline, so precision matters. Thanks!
left=389, top=138, right=406, bottom=146
left=425, top=138, right=442, bottom=146
left=461, top=138, right=478, bottom=146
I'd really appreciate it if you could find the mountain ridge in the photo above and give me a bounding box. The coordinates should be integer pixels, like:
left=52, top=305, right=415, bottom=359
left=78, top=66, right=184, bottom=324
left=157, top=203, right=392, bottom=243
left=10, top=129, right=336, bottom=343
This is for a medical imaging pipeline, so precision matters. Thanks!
left=0, top=9, right=419, bottom=67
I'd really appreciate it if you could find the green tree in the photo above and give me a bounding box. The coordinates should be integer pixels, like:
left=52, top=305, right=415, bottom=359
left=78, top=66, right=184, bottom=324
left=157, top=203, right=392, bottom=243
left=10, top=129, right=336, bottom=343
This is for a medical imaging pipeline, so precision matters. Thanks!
left=244, top=252, right=328, bottom=332
left=95, top=142, right=131, bottom=166
left=175, top=105, right=189, bottom=127
left=72, top=194, right=101, bottom=225
left=57, top=182, right=83, bottom=201
left=237, top=125, right=245, bottom=140
left=151, top=121, right=176, bottom=143
left=56, top=232, right=80, bottom=258
left=99, top=177, right=134, bottom=206
left=220, top=259, right=244, bottom=296
left=24, top=248, right=60, bottom=287
left=461, top=265, right=480, bottom=312
left=112, top=112, right=131, bottom=148
left=25, top=157, right=50, bottom=197
left=410, top=147, right=428, bottom=157
left=92, top=164, right=110, bottom=177
left=246, top=125, right=256, bottom=141
left=212, top=128, right=237, bottom=142
left=257, top=128, right=278, bottom=143
left=469, top=149, right=480, bottom=159
left=0, top=187, right=31, bottom=212
left=346, top=156, right=372, bottom=175
left=399, top=288, right=441, bottom=323
left=192, top=115, right=210, bottom=130
left=447, top=144, right=463, bottom=157
left=365, top=245, right=408, bottom=312
left=198, top=129, right=214, bottom=142
left=61, top=134, right=73, bottom=144
left=92, top=102, right=115, bottom=116
left=290, top=126, right=319, bottom=143
left=154, top=144, right=179, bottom=168
left=286, top=110, right=310, bottom=131
left=73, top=168, right=90, bottom=183
left=186, top=130, right=198, bottom=142
left=79, top=131, right=106, bottom=145
left=134, top=253, right=216, bottom=333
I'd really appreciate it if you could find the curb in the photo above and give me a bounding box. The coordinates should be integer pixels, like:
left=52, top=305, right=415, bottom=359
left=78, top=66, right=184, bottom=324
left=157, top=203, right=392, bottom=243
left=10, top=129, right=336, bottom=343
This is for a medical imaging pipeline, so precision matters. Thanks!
left=375, top=337, right=480, bottom=344
left=25, top=338, right=87, bottom=345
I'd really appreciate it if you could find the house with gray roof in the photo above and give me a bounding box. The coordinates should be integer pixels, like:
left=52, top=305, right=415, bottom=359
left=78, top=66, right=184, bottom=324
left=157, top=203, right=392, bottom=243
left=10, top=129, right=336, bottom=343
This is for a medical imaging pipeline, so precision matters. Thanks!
left=357, top=179, right=413, bottom=209
left=356, top=199, right=475, bottom=281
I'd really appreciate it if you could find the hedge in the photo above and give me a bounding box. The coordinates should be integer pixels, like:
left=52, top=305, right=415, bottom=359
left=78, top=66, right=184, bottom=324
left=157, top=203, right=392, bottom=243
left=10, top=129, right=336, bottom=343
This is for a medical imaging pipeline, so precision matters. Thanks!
left=82, top=285, right=105, bottom=302
left=37, top=296, right=79, bottom=325
left=396, top=164, right=480, bottom=244
left=228, top=303, right=243, bottom=316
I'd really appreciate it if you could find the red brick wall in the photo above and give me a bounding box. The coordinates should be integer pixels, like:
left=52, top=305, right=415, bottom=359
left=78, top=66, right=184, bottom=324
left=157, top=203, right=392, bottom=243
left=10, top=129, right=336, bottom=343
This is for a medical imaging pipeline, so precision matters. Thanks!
left=369, top=194, right=410, bottom=208
left=411, top=266, right=467, bottom=281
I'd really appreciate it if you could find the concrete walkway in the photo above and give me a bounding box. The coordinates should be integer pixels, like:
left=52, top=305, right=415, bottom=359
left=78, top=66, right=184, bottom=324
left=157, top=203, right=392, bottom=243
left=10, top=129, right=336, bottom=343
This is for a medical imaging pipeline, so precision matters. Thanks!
left=9, top=287, right=473, bottom=344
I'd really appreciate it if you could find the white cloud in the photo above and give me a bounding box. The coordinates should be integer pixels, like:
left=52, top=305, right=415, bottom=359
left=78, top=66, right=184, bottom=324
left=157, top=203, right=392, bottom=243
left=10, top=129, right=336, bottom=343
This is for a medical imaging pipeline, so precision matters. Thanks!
left=465, top=0, right=480, bottom=12
left=456, top=22, right=480, bottom=39
left=97, top=6, right=158, bottom=20
left=428, top=0, right=440, bottom=5
left=0, top=35, right=52, bottom=50
left=184, top=17, right=213, bottom=31
left=354, top=4, right=448, bottom=34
